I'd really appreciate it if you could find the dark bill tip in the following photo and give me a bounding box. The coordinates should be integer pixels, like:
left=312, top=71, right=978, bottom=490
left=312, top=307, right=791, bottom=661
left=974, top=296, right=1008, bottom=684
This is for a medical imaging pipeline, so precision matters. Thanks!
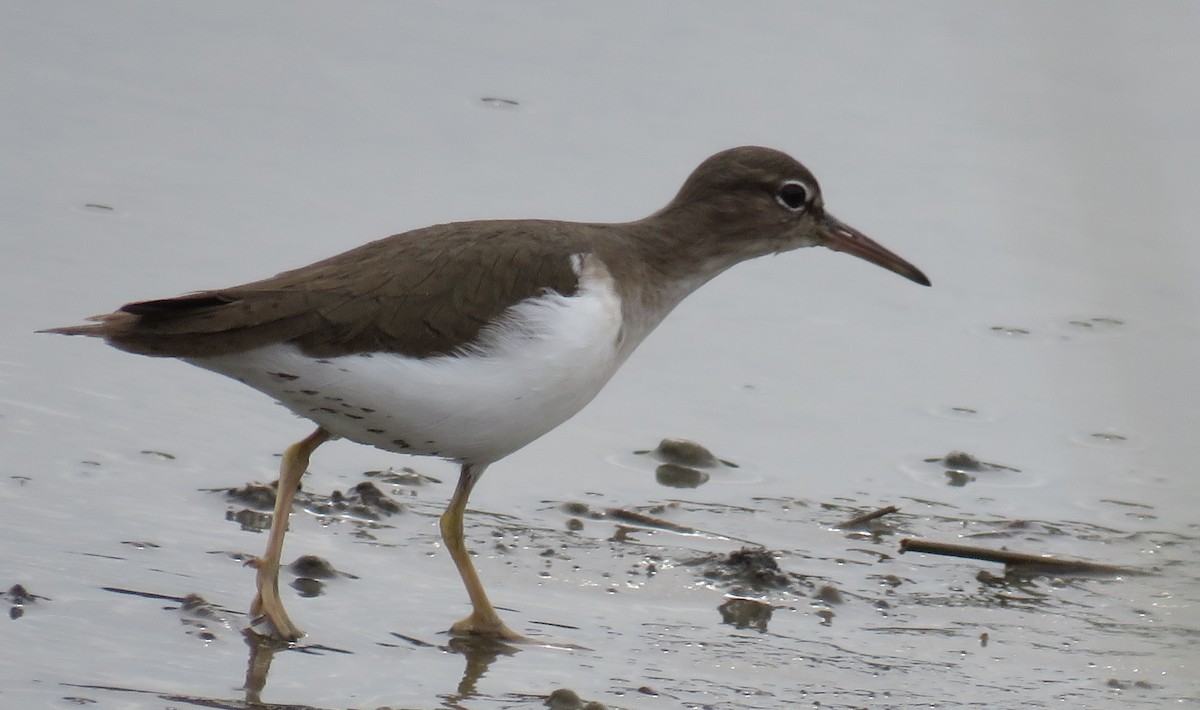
left=820, top=214, right=931, bottom=287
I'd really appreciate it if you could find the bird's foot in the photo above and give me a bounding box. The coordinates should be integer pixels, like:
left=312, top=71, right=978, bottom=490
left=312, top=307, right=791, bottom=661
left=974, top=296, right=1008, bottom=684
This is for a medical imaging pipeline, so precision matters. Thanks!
left=248, top=608, right=305, bottom=642
left=449, top=611, right=529, bottom=643
left=247, top=560, right=305, bottom=641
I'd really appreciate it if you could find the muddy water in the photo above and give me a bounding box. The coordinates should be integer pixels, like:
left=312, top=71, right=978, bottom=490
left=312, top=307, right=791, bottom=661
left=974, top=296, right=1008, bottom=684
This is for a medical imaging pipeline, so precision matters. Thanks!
left=4, top=2, right=1198, bottom=709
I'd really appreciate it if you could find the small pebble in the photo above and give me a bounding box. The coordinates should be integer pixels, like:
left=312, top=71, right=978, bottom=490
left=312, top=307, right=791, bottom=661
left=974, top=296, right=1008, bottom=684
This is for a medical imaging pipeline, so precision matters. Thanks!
left=289, top=555, right=338, bottom=579
left=546, top=688, right=582, bottom=709
left=650, top=438, right=722, bottom=468
left=814, top=584, right=843, bottom=605
left=942, top=450, right=983, bottom=471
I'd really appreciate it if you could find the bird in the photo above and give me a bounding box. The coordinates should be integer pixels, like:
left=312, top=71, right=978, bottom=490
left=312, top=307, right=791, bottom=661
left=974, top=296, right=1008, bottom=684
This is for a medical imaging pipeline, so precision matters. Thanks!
left=45, top=146, right=930, bottom=642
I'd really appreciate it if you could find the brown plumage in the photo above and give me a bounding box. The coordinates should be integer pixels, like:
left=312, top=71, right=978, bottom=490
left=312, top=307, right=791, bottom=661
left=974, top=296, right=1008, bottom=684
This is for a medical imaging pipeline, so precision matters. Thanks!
left=46, top=147, right=928, bottom=362
left=47, top=224, right=590, bottom=358
left=43, top=146, right=930, bottom=642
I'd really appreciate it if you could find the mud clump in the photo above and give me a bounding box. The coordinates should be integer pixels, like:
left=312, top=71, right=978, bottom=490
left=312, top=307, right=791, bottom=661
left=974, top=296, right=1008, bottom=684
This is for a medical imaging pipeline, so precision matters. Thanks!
left=328, top=481, right=403, bottom=516
left=224, top=482, right=277, bottom=510
left=545, top=687, right=609, bottom=709
left=4, top=584, right=46, bottom=620
left=719, top=596, right=774, bottom=632
left=288, top=554, right=339, bottom=579
left=697, top=547, right=800, bottom=592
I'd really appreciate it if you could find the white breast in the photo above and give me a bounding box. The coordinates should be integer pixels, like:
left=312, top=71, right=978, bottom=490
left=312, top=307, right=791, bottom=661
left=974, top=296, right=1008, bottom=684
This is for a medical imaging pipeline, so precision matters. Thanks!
left=190, top=254, right=630, bottom=465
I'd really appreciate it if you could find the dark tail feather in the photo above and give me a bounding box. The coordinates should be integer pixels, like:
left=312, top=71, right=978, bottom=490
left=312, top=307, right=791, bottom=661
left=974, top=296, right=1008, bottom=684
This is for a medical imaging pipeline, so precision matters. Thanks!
left=120, top=294, right=235, bottom=316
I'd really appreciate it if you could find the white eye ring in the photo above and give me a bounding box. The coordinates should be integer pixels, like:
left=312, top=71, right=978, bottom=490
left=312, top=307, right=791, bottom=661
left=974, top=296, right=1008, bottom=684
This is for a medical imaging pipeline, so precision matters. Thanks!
left=776, top=180, right=811, bottom=212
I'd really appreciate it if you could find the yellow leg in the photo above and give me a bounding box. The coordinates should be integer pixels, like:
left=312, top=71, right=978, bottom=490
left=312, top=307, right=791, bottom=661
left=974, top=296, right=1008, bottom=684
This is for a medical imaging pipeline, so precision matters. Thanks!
left=249, top=427, right=330, bottom=640
left=440, top=463, right=526, bottom=640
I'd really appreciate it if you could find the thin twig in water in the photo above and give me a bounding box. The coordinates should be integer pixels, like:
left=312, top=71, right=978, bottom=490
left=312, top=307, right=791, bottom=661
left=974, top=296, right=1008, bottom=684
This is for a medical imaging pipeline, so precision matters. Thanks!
left=606, top=508, right=697, bottom=534
left=899, top=538, right=1141, bottom=575
left=839, top=505, right=899, bottom=528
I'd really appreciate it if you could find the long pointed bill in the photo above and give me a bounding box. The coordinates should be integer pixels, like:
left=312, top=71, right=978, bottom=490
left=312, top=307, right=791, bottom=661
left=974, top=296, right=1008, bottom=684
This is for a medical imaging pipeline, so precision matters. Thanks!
left=819, top=214, right=931, bottom=286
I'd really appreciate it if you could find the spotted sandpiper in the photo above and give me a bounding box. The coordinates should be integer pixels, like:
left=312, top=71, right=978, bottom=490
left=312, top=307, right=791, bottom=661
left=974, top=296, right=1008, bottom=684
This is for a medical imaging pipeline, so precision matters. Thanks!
left=46, top=146, right=930, bottom=641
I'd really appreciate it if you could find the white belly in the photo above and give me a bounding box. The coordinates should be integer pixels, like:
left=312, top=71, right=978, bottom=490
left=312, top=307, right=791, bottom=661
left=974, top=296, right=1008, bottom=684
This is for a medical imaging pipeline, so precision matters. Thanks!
left=189, top=255, right=629, bottom=465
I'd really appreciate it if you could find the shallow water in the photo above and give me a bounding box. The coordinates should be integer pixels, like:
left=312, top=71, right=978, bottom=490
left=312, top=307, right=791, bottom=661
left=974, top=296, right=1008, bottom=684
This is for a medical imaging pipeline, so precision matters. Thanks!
left=3, top=2, right=1198, bottom=708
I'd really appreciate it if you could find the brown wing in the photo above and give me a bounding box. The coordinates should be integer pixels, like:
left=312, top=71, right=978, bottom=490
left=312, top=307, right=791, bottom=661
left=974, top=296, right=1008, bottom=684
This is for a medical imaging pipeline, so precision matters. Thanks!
left=46, top=220, right=585, bottom=359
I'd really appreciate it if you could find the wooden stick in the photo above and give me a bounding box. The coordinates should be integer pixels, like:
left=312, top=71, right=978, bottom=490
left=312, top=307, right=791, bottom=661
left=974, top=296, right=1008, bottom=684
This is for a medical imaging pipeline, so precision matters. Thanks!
left=839, top=505, right=899, bottom=528
left=899, top=538, right=1140, bottom=575
left=606, top=507, right=697, bottom=534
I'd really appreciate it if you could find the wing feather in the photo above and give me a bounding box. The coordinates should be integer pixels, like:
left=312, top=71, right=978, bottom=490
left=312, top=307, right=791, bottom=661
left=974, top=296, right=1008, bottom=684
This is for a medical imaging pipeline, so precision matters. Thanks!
left=44, top=221, right=586, bottom=359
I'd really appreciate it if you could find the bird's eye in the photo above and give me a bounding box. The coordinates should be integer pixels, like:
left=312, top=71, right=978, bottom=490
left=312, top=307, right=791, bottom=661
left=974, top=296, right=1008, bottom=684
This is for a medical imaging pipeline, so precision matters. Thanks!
left=776, top=180, right=811, bottom=211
